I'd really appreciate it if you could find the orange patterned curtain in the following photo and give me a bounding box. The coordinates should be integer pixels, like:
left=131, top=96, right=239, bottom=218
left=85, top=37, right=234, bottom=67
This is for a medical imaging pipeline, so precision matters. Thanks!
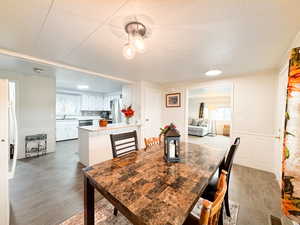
left=282, top=47, right=300, bottom=223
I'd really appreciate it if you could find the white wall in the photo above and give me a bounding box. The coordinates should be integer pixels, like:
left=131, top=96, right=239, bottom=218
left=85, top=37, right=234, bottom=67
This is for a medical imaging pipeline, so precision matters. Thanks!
left=123, top=81, right=163, bottom=148
left=162, top=87, right=188, bottom=141
left=0, top=71, right=56, bottom=159
left=0, top=79, right=9, bottom=225
left=162, top=70, right=278, bottom=173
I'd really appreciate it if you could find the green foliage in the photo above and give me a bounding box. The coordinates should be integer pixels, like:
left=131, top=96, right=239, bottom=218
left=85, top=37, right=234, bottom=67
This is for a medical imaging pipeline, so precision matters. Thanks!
left=286, top=112, right=290, bottom=120
left=285, top=146, right=290, bottom=159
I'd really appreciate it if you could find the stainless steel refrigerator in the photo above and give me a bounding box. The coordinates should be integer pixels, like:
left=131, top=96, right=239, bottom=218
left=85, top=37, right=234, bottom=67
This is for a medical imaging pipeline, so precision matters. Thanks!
left=110, top=98, right=122, bottom=123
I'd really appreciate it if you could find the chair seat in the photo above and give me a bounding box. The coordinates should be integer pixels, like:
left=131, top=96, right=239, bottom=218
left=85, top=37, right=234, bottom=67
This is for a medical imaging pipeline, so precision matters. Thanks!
left=201, top=169, right=219, bottom=202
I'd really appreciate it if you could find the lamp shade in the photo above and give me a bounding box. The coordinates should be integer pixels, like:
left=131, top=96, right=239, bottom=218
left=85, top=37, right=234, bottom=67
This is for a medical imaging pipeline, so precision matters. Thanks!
left=132, top=34, right=146, bottom=53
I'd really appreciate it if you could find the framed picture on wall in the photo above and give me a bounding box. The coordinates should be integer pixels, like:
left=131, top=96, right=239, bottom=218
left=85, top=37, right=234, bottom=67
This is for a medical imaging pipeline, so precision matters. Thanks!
left=166, top=93, right=181, bottom=107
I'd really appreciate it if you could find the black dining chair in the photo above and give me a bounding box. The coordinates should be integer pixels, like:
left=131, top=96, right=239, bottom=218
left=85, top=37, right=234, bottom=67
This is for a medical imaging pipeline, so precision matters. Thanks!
left=201, top=137, right=240, bottom=219
left=110, top=130, right=139, bottom=216
left=110, top=130, right=139, bottom=158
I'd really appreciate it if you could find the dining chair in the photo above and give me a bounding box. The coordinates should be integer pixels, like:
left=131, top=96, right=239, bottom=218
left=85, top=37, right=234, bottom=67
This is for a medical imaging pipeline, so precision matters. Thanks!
left=184, top=170, right=228, bottom=225
left=110, top=130, right=139, bottom=216
left=201, top=137, right=240, bottom=218
left=144, top=137, right=160, bottom=149
left=110, top=130, right=139, bottom=158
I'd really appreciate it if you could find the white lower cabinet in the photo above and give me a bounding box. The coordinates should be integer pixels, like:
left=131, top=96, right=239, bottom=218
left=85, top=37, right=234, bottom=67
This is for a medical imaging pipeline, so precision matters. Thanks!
left=93, top=119, right=99, bottom=126
left=56, top=120, right=78, bottom=141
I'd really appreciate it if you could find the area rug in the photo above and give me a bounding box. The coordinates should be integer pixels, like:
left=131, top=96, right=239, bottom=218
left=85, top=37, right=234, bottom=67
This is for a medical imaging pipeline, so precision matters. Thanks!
left=59, top=198, right=239, bottom=225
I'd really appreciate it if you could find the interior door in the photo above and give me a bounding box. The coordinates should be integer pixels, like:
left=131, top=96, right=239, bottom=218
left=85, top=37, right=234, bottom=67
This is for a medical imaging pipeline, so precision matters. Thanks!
left=144, top=87, right=162, bottom=139
left=0, top=79, right=9, bottom=225
left=275, top=65, right=289, bottom=181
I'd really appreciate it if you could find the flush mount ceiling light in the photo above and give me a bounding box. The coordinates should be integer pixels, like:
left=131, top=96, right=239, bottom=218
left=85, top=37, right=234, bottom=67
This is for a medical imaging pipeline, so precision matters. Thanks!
left=123, top=21, right=147, bottom=59
left=77, top=85, right=89, bottom=90
left=205, top=69, right=223, bottom=76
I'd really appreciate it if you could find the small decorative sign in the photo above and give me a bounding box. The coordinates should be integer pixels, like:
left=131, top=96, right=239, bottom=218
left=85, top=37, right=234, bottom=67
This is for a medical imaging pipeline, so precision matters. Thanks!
left=163, top=123, right=181, bottom=163
left=166, top=93, right=181, bottom=108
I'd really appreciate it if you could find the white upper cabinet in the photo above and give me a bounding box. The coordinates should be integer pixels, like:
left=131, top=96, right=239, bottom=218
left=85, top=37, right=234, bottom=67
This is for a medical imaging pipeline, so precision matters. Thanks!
left=56, top=93, right=81, bottom=115
left=79, top=92, right=120, bottom=111
left=80, top=94, right=104, bottom=111
left=80, top=94, right=89, bottom=111
left=95, top=96, right=103, bottom=110
left=103, top=96, right=111, bottom=111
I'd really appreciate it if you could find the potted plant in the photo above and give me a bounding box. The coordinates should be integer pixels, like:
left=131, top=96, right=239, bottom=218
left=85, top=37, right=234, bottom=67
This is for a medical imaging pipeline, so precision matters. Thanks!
left=121, top=105, right=135, bottom=124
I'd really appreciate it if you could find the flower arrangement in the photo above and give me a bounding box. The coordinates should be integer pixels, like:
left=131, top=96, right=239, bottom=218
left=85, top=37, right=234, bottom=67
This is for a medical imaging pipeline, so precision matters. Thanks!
left=160, top=123, right=176, bottom=136
left=121, top=105, right=135, bottom=124
left=121, top=105, right=135, bottom=118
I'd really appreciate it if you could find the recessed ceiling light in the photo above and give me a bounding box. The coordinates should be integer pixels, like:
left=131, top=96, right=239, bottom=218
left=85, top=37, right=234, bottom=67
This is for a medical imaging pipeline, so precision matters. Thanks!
left=205, top=70, right=223, bottom=76
left=77, top=85, right=89, bottom=90
left=33, top=67, right=43, bottom=73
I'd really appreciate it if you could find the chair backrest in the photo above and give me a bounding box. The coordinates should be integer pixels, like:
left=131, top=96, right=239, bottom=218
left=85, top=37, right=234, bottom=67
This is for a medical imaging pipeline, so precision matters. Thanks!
left=110, top=131, right=138, bottom=158
left=199, top=170, right=228, bottom=225
left=224, top=137, right=240, bottom=172
left=144, top=137, right=160, bottom=149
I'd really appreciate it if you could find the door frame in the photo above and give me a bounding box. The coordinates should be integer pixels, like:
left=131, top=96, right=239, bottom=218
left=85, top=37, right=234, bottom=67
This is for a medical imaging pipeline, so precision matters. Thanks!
left=185, top=82, right=234, bottom=139
left=0, top=79, right=9, bottom=225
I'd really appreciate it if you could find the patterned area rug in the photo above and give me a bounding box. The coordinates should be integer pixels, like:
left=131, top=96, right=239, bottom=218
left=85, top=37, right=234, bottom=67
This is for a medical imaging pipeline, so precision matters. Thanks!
left=59, top=198, right=239, bottom=225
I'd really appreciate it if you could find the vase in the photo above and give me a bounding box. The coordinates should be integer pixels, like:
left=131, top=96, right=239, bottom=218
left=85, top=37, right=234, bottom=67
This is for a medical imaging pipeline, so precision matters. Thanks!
left=126, top=117, right=130, bottom=124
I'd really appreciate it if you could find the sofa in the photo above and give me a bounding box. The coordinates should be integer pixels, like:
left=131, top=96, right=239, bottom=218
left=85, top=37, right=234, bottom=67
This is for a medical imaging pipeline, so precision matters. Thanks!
left=188, top=118, right=209, bottom=137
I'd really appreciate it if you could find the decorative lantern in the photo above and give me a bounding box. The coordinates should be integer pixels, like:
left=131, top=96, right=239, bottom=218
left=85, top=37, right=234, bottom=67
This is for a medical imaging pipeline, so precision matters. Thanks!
left=164, top=124, right=181, bottom=162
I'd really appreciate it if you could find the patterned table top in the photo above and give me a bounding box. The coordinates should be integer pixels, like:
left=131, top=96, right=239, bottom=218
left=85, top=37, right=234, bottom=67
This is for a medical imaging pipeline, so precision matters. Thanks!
left=83, top=142, right=227, bottom=225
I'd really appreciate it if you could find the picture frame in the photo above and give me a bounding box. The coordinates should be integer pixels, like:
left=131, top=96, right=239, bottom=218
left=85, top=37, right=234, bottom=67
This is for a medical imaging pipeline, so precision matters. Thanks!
left=166, top=93, right=181, bottom=108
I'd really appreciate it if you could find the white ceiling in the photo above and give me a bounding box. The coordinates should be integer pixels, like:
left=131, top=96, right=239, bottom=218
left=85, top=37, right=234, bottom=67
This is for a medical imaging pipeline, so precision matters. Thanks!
left=0, top=0, right=300, bottom=83
left=0, top=54, right=124, bottom=93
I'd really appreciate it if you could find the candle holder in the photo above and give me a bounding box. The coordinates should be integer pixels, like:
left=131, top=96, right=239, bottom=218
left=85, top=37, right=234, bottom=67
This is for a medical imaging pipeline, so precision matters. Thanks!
left=164, top=124, right=181, bottom=163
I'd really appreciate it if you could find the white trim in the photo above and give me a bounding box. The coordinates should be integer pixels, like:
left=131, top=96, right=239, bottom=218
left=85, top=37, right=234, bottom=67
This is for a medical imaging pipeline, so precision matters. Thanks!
left=0, top=79, right=9, bottom=225
left=0, top=48, right=134, bottom=84
left=231, top=130, right=276, bottom=138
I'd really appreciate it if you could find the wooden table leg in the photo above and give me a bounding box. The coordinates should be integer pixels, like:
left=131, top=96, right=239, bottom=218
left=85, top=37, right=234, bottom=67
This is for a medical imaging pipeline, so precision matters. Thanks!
left=84, top=176, right=95, bottom=225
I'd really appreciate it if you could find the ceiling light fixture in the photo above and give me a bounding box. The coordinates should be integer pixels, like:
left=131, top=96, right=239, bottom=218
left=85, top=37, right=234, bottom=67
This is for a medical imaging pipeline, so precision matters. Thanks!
left=205, top=69, right=223, bottom=76
left=123, top=43, right=136, bottom=60
left=123, top=21, right=147, bottom=59
left=77, top=85, right=89, bottom=90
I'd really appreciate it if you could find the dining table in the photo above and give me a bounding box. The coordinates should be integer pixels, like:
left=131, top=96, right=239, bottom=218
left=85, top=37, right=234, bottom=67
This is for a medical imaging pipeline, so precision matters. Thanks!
left=83, top=141, right=228, bottom=225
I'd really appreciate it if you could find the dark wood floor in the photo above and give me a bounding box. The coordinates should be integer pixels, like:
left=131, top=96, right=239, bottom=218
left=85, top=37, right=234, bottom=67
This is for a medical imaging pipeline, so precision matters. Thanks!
left=10, top=140, right=282, bottom=225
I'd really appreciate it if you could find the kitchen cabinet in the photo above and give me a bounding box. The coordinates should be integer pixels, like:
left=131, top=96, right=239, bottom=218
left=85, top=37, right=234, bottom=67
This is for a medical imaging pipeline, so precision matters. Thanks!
left=56, top=120, right=78, bottom=141
left=80, top=93, right=120, bottom=111
left=80, top=95, right=89, bottom=111
left=56, top=93, right=81, bottom=115
left=93, top=119, right=99, bottom=126
left=102, top=96, right=111, bottom=111
left=81, top=94, right=104, bottom=111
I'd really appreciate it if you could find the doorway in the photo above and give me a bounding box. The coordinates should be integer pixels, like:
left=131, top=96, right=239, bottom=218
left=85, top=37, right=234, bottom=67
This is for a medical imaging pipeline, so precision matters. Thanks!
left=187, top=84, right=233, bottom=149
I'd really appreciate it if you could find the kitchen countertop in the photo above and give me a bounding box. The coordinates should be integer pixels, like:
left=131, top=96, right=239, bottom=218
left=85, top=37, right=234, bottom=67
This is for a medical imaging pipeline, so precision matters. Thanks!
left=56, top=116, right=106, bottom=121
left=79, top=123, right=140, bottom=132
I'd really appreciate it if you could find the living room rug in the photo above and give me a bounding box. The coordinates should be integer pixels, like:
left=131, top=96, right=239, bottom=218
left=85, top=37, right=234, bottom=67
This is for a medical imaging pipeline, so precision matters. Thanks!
left=59, top=198, right=239, bottom=225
